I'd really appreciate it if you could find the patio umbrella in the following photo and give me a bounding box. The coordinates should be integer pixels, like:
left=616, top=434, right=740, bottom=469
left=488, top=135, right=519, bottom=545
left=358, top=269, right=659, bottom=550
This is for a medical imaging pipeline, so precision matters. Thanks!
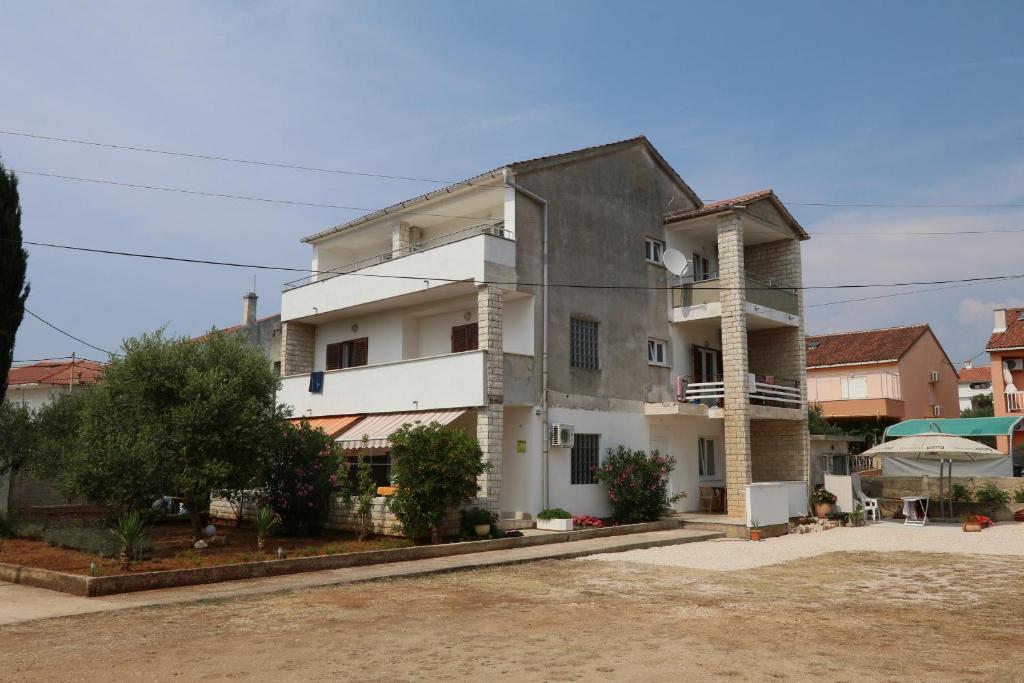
left=860, top=433, right=1006, bottom=518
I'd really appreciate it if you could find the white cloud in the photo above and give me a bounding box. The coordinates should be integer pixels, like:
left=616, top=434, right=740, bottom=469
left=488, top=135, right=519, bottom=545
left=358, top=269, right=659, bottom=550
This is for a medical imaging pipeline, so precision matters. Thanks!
left=958, top=297, right=1024, bottom=324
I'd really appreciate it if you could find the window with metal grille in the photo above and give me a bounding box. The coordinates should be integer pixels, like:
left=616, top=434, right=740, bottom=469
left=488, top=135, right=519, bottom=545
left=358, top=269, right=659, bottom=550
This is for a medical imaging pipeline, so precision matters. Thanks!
left=571, top=433, right=600, bottom=485
left=570, top=318, right=599, bottom=369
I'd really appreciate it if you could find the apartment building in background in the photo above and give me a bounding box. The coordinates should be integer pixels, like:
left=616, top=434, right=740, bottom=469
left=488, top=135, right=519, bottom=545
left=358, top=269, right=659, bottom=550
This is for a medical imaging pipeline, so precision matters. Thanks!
left=277, top=137, right=810, bottom=521
left=806, top=324, right=959, bottom=424
left=986, top=308, right=1024, bottom=458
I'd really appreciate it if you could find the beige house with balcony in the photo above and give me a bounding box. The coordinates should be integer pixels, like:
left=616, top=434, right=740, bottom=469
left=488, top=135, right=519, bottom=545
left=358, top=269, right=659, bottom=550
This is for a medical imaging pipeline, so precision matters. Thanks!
left=277, top=137, right=810, bottom=525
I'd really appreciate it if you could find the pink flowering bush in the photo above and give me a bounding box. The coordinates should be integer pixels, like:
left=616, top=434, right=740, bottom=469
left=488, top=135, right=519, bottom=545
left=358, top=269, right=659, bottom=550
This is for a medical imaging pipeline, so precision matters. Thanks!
left=261, top=421, right=341, bottom=535
left=594, top=446, right=681, bottom=524
left=572, top=514, right=605, bottom=529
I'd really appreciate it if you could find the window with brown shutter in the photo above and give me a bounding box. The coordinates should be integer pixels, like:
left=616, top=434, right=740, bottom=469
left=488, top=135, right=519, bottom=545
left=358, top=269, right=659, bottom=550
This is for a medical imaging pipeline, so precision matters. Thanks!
left=451, top=323, right=479, bottom=353
left=326, top=338, right=369, bottom=370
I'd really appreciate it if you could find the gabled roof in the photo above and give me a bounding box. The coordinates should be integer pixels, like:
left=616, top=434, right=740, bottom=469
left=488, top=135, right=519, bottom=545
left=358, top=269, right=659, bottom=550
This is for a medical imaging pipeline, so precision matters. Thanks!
left=7, top=359, right=105, bottom=387
left=958, top=365, right=992, bottom=383
left=987, top=308, right=1024, bottom=351
left=806, top=324, right=931, bottom=368
left=663, top=188, right=810, bottom=240
left=302, top=136, right=702, bottom=243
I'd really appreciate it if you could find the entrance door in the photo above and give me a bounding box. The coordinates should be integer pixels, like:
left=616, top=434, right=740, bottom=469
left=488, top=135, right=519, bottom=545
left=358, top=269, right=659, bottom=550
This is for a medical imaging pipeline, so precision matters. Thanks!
left=692, top=345, right=721, bottom=383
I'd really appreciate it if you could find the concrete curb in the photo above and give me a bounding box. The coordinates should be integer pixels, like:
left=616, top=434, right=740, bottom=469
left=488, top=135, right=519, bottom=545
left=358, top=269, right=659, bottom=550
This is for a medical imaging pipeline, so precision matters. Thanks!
left=0, top=519, right=690, bottom=597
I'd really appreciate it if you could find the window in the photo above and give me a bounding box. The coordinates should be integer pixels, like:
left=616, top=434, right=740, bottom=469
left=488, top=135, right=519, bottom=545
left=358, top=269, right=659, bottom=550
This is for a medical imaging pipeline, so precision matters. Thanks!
left=571, top=433, right=600, bottom=485
left=691, top=345, right=722, bottom=382
left=647, top=338, right=667, bottom=365
left=326, top=337, right=368, bottom=370
left=840, top=376, right=868, bottom=399
left=451, top=323, right=479, bottom=353
left=692, top=252, right=712, bottom=281
left=644, top=237, right=665, bottom=264
left=345, top=453, right=391, bottom=492
left=970, top=381, right=991, bottom=391
left=570, top=318, right=600, bottom=369
left=831, top=454, right=849, bottom=476
left=698, top=437, right=716, bottom=478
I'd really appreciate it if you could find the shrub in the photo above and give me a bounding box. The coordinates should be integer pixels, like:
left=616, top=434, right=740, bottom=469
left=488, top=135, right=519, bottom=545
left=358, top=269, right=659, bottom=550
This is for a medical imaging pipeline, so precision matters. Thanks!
left=595, top=446, right=680, bottom=524
left=352, top=438, right=377, bottom=541
left=1014, top=488, right=1024, bottom=504
left=974, top=483, right=1010, bottom=505
left=0, top=514, right=14, bottom=538
left=536, top=508, right=572, bottom=520
left=111, top=512, right=149, bottom=569
left=951, top=483, right=973, bottom=503
left=387, top=422, right=487, bottom=543
left=253, top=507, right=279, bottom=552
left=41, top=520, right=154, bottom=559
left=459, top=507, right=497, bottom=537
left=262, top=421, right=342, bottom=535
left=810, top=488, right=837, bottom=505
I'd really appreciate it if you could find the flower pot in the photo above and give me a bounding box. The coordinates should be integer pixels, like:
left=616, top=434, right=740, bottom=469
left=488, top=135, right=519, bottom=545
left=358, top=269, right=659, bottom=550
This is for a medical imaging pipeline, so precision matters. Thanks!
left=474, top=523, right=491, bottom=537
left=376, top=486, right=396, bottom=496
left=749, top=529, right=763, bottom=542
left=1014, top=509, right=1024, bottom=523
left=536, top=518, right=574, bottom=532
left=963, top=523, right=982, bottom=533
left=814, top=503, right=833, bottom=518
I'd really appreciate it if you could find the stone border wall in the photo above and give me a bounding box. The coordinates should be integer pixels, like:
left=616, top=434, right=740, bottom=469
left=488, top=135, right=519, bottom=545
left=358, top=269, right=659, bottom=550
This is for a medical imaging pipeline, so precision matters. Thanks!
left=860, top=475, right=1024, bottom=521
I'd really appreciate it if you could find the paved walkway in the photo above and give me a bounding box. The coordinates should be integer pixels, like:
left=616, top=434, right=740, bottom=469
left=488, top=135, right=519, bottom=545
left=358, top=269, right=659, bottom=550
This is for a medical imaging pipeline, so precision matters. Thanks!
left=0, top=527, right=719, bottom=626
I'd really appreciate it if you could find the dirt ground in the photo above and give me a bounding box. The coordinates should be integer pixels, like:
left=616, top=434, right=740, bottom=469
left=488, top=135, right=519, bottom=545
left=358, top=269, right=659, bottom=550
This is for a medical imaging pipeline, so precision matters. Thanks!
left=1, top=550, right=1022, bottom=681
left=0, top=523, right=411, bottom=574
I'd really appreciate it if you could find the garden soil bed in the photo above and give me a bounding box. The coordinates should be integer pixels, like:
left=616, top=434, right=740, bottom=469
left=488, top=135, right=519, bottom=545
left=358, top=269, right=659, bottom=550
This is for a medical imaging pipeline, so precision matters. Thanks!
left=1, top=522, right=411, bottom=576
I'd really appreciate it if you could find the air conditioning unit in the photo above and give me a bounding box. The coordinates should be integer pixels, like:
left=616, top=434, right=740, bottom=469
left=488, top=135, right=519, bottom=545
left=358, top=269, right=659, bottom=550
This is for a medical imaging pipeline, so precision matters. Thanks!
left=929, top=370, right=940, bottom=383
left=550, top=423, right=575, bottom=448
left=1005, top=358, right=1024, bottom=372
left=933, top=404, right=942, bottom=417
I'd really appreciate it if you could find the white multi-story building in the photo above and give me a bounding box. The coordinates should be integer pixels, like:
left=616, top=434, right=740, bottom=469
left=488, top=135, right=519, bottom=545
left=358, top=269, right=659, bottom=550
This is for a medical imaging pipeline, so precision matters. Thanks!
left=277, top=137, right=809, bottom=525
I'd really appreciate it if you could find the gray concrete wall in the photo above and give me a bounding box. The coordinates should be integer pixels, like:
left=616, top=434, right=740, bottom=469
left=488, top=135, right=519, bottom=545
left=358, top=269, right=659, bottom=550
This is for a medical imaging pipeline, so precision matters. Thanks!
left=511, top=142, right=699, bottom=409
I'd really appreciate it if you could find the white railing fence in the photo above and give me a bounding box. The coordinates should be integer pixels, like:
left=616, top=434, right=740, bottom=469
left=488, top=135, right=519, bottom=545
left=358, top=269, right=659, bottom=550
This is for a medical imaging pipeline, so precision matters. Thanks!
left=1007, top=391, right=1024, bottom=413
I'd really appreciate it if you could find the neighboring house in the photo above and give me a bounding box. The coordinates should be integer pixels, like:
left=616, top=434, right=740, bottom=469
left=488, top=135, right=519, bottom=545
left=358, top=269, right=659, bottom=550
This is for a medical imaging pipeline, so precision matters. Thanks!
left=277, top=136, right=810, bottom=522
left=986, top=307, right=1024, bottom=458
left=957, top=361, right=992, bottom=413
left=198, top=292, right=282, bottom=374
left=805, top=324, right=959, bottom=423
left=809, top=434, right=864, bottom=487
left=2, top=358, right=104, bottom=513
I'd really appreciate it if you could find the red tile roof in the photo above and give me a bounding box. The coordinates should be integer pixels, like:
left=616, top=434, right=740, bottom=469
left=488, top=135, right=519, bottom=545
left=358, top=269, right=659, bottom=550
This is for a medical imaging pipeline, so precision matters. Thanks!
left=806, top=324, right=930, bottom=368
left=958, top=365, right=992, bottom=382
left=662, top=188, right=809, bottom=240
left=8, top=359, right=105, bottom=387
left=987, top=308, right=1024, bottom=351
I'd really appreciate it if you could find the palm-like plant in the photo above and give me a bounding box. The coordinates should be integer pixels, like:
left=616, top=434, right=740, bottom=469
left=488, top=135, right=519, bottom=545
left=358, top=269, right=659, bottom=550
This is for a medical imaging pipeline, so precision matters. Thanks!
left=254, top=507, right=279, bottom=553
left=111, top=512, right=146, bottom=572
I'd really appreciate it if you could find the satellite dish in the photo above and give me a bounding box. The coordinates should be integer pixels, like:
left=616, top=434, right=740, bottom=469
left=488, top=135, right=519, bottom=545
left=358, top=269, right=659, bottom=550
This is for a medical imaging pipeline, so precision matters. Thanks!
left=661, top=248, right=689, bottom=277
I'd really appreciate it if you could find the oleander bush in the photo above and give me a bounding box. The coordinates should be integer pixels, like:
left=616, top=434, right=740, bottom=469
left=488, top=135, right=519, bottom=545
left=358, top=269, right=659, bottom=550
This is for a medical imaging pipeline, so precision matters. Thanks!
left=595, top=446, right=681, bottom=524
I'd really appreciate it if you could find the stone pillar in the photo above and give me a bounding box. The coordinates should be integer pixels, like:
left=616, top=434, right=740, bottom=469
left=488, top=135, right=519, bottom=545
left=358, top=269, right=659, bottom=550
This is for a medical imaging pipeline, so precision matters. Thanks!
left=280, top=321, right=315, bottom=376
left=718, top=215, right=752, bottom=519
left=476, top=285, right=504, bottom=509
left=392, top=222, right=412, bottom=258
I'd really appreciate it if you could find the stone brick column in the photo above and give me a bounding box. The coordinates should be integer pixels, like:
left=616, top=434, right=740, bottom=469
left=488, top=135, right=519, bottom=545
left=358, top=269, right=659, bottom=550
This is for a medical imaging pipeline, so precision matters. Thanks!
left=280, top=321, right=315, bottom=376
left=717, top=215, right=752, bottom=519
left=476, top=285, right=504, bottom=509
left=392, top=222, right=412, bottom=258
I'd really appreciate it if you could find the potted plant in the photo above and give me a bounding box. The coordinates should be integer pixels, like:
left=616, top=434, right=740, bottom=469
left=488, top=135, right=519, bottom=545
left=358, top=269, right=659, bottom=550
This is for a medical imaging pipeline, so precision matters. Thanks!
left=974, top=483, right=1010, bottom=519
left=748, top=519, right=763, bottom=542
left=847, top=506, right=866, bottom=528
left=536, top=508, right=573, bottom=532
left=810, top=488, right=837, bottom=518
left=460, top=507, right=497, bottom=538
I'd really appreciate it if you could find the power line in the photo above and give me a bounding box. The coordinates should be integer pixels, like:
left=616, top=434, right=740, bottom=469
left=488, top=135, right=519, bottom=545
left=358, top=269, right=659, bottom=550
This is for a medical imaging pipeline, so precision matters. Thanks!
left=809, top=227, right=1024, bottom=236
left=24, top=307, right=116, bottom=356
left=10, top=236, right=1024, bottom=292
left=807, top=278, right=994, bottom=308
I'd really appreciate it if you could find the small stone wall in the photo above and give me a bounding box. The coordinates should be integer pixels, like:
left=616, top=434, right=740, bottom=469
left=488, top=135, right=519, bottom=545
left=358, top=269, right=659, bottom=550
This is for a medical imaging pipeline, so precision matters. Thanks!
left=859, top=475, right=1024, bottom=521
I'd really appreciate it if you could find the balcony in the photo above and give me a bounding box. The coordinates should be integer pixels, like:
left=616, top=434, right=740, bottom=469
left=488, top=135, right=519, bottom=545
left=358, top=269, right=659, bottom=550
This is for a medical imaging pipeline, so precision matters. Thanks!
left=282, top=224, right=515, bottom=321
left=643, top=374, right=803, bottom=418
left=1007, top=391, right=1024, bottom=413
left=671, top=272, right=800, bottom=327
left=278, top=350, right=487, bottom=417
left=808, top=371, right=904, bottom=420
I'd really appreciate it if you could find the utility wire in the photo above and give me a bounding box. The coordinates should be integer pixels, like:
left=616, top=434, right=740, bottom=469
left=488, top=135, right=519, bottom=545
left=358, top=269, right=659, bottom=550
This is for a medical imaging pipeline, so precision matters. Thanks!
left=807, top=278, right=995, bottom=308
left=9, top=237, right=1024, bottom=292
left=6, top=128, right=1024, bottom=210
left=24, top=307, right=116, bottom=356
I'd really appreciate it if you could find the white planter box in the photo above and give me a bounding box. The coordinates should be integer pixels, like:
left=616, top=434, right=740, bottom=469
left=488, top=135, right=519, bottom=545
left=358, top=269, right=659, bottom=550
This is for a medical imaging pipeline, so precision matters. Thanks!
left=536, top=518, right=573, bottom=532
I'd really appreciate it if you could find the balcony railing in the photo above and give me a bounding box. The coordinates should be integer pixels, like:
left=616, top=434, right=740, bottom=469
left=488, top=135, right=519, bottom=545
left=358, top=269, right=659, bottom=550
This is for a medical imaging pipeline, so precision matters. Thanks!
left=284, top=221, right=511, bottom=291
left=807, top=372, right=902, bottom=403
left=1008, top=391, right=1024, bottom=413
left=643, top=374, right=801, bottom=409
left=749, top=376, right=801, bottom=408
left=671, top=271, right=799, bottom=316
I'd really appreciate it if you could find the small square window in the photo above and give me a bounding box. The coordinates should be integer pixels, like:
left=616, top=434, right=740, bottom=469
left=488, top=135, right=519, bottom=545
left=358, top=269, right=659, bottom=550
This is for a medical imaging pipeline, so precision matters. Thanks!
left=647, top=339, right=667, bottom=365
left=645, top=238, right=665, bottom=264
left=570, top=318, right=600, bottom=370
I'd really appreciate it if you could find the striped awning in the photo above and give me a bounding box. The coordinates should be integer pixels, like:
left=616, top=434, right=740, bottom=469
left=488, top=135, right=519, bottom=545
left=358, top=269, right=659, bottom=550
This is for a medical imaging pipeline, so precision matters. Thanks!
left=288, top=414, right=364, bottom=439
left=336, top=409, right=469, bottom=449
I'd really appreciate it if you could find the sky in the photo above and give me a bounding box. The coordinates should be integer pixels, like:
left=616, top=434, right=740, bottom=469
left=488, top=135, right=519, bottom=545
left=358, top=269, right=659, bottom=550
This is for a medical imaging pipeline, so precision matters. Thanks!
left=3, top=0, right=1023, bottom=368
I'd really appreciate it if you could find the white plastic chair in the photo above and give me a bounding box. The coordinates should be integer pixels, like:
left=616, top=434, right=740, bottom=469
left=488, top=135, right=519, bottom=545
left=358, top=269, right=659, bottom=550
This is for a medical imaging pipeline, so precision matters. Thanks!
left=852, top=473, right=880, bottom=522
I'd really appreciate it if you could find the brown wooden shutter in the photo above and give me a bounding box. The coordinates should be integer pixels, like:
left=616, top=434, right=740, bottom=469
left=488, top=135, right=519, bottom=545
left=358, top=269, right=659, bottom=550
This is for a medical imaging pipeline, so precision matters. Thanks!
left=451, top=324, right=478, bottom=353
left=326, top=343, right=342, bottom=371
left=467, top=323, right=479, bottom=350
left=351, top=337, right=369, bottom=367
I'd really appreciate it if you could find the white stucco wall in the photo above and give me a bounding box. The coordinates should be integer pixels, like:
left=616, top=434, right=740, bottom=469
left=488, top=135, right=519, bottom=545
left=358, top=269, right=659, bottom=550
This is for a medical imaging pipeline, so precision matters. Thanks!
left=312, top=310, right=405, bottom=370
left=648, top=414, right=726, bottom=512
left=4, top=385, right=67, bottom=411
left=503, top=296, right=535, bottom=356
left=416, top=307, right=478, bottom=358
left=500, top=406, right=543, bottom=515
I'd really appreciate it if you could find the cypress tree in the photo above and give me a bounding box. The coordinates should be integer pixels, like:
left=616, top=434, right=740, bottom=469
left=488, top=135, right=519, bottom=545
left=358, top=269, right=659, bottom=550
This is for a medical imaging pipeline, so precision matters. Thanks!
left=0, top=158, right=29, bottom=393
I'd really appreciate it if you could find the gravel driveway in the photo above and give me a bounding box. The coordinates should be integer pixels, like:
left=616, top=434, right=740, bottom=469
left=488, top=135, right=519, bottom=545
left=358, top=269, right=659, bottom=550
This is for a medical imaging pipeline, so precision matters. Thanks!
left=587, top=521, right=1024, bottom=571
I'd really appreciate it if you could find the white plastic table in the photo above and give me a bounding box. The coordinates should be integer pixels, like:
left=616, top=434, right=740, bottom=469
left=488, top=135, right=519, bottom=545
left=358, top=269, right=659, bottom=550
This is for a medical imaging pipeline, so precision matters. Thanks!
left=901, top=496, right=929, bottom=526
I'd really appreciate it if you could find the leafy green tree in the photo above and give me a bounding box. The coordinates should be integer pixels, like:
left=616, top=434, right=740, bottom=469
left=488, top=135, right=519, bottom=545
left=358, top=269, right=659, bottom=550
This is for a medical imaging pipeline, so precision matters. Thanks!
left=52, top=329, right=280, bottom=540
left=807, top=404, right=843, bottom=436
left=595, top=446, right=680, bottom=523
left=0, top=159, right=29, bottom=393
left=0, top=400, right=33, bottom=477
left=261, top=420, right=340, bottom=535
left=961, top=393, right=994, bottom=418
left=386, top=422, right=486, bottom=543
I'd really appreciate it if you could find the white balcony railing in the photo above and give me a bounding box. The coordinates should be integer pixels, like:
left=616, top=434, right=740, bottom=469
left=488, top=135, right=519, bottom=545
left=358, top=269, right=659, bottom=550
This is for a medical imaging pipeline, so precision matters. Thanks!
left=1007, top=391, right=1024, bottom=413
left=749, top=378, right=802, bottom=407
left=278, top=351, right=487, bottom=417
left=686, top=381, right=725, bottom=401
left=643, top=374, right=801, bottom=410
